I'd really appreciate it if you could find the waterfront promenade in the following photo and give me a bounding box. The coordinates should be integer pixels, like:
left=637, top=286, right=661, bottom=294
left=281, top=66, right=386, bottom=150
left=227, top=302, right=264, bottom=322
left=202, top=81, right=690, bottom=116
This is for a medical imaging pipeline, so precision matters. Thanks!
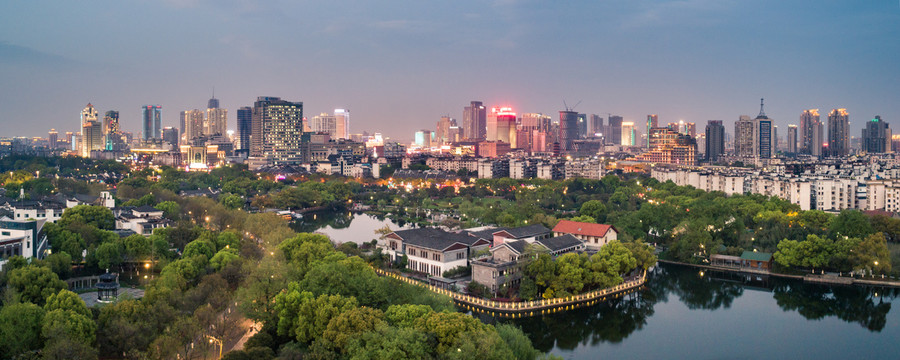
left=374, top=267, right=646, bottom=316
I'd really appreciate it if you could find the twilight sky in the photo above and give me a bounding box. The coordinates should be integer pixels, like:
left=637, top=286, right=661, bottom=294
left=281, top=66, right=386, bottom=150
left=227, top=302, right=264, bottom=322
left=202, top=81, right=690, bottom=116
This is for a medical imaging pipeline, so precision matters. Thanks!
left=1, top=0, right=898, bottom=142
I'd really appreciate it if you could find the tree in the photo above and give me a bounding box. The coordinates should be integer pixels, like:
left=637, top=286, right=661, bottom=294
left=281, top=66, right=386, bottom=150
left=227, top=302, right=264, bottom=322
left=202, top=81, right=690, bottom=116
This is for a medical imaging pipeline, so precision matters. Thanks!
left=7, top=265, right=67, bottom=306
left=495, top=324, right=540, bottom=360
left=44, top=289, right=91, bottom=318
left=95, top=241, right=124, bottom=270
left=829, top=209, right=874, bottom=239
left=220, top=194, right=244, bottom=210
left=236, top=258, right=290, bottom=324
left=124, top=234, right=151, bottom=261
left=183, top=239, right=216, bottom=260
left=622, top=240, right=657, bottom=271
left=569, top=215, right=596, bottom=223
left=210, top=248, right=240, bottom=271
left=0, top=302, right=45, bottom=357
left=580, top=200, right=608, bottom=223
left=851, top=232, right=892, bottom=274
left=155, top=201, right=181, bottom=220
left=320, top=307, right=385, bottom=352
left=59, top=205, right=114, bottom=230
left=385, top=304, right=435, bottom=328
left=42, top=308, right=97, bottom=347
left=43, top=251, right=73, bottom=278
left=343, top=325, right=431, bottom=360
left=413, top=311, right=487, bottom=354
left=274, top=288, right=358, bottom=343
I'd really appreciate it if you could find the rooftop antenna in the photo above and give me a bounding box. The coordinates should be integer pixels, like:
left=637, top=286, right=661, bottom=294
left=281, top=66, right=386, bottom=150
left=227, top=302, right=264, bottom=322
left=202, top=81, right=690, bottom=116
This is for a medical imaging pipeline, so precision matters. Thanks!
left=758, top=98, right=766, bottom=117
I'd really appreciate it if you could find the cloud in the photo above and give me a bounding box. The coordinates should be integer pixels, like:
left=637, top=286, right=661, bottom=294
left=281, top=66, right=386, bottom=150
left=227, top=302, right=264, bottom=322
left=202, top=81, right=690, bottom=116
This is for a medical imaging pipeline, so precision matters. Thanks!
left=0, top=42, right=83, bottom=69
left=621, top=0, right=737, bottom=29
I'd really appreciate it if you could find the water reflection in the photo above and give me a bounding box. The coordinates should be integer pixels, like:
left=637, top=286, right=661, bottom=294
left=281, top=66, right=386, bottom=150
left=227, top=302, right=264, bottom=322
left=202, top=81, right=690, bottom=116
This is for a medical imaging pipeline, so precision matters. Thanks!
left=292, top=212, right=412, bottom=244
left=484, top=263, right=898, bottom=353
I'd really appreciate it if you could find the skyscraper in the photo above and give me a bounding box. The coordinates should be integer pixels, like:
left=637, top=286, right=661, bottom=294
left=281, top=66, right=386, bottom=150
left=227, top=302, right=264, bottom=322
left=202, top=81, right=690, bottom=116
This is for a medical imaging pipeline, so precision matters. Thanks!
left=521, top=113, right=552, bottom=152
left=463, top=101, right=486, bottom=140
left=559, top=110, right=579, bottom=152
left=206, top=96, right=227, bottom=136
left=162, top=127, right=179, bottom=146
left=81, top=103, right=102, bottom=157
left=862, top=115, right=891, bottom=153
left=488, top=107, right=517, bottom=147
left=647, top=114, right=658, bottom=147
left=236, top=107, right=252, bottom=153
left=787, top=125, right=798, bottom=154
left=590, top=114, right=604, bottom=137
left=334, top=109, right=350, bottom=139
left=799, top=109, right=822, bottom=156
left=754, top=99, right=773, bottom=158
left=251, top=96, right=304, bottom=164
left=103, top=110, right=120, bottom=150
left=621, top=122, right=636, bottom=146
left=435, top=116, right=457, bottom=144
left=310, top=113, right=337, bottom=135
left=181, top=109, right=205, bottom=142
left=827, top=108, right=850, bottom=157
left=607, top=115, right=623, bottom=146
left=48, top=129, right=58, bottom=149
left=734, top=115, right=755, bottom=158
left=705, top=120, right=725, bottom=162
left=577, top=113, right=587, bottom=139
left=142, top=105, right=162, bottom=141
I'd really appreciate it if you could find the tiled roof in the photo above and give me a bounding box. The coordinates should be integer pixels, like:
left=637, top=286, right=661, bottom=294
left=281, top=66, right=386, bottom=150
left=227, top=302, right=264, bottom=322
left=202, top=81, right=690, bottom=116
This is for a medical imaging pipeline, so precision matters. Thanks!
left=536, top=234, right=584, bottom=252
left=552, top=220, right=614, bottom=238
left=133, top=205, right=161, bottom=213
left=392, top=228, right=480, bottom=252
left=740, top=251, right=773, bottom=262
left=499, top=224, right=550, bottom=239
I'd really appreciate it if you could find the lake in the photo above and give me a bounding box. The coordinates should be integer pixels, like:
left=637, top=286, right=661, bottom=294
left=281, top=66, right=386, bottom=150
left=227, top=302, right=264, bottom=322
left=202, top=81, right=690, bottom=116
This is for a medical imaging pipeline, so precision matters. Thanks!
left=307, top=214, right=900, bottom=359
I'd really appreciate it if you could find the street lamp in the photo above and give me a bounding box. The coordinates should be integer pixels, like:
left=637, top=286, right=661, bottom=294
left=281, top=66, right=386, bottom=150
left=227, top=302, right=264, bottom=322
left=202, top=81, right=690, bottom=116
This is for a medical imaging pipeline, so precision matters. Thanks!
left=206, top=335, right=223, bottom=359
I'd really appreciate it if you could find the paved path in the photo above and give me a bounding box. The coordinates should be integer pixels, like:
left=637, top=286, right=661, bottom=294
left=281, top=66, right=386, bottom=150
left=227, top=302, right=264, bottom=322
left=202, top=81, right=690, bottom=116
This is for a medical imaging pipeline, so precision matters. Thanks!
left=79, top=287, right=145, bottom=307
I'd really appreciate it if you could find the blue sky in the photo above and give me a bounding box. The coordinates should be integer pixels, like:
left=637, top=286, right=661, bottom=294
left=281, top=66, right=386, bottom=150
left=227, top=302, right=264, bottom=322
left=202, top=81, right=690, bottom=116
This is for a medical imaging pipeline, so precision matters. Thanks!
left=1, top=0, right=898, bottom=141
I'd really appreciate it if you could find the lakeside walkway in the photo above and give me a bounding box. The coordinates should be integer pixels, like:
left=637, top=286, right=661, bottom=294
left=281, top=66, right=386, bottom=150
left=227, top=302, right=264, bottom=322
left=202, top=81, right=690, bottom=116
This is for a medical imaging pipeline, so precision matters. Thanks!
left=658, top=259, right=900, bottom=288
left=374, top=267, right=646, bottom=316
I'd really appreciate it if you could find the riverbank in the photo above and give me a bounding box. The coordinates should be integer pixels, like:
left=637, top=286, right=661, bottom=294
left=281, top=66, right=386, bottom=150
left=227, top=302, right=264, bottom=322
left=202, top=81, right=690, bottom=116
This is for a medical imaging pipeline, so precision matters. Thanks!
left=658, top=259, right=900, bottom=288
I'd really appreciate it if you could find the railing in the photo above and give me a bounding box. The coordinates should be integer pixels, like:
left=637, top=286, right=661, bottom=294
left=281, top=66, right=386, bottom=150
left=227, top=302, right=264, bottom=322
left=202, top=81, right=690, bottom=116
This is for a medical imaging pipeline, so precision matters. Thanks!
left=373, top=267, right=647, bottom=314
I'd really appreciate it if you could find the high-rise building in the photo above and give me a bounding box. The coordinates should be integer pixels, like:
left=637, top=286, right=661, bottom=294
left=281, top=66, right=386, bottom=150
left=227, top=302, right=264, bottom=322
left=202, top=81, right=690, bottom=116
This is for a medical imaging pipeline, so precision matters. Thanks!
left=559, top=110, right=579, bottom=152
left=48, top=129, right=58, bottom=149
left=488, top=107, right=517, bottom=147
left=734, top=115, right=755, bottom=158
left=577, top=113, right=587, bottom=139
left=772, top=125, right=779, bottom=153
left=206, top=98, right=227, bottom=136
left=754, top=99, right=773, bottom=158
left=463, top=101, right=486, bottom=140
left=162, top=127, right=179, bottom=146
left=310, top=113, right=337, bottom=135
left=647, top=114, right=658, bottom=147
left=862, top=115, right=891, bottom=153
left=182, top=109, right=205, bottom=142
left=621, top=122, right=636, bottom=146
left=236, top=107, right=252, bottom=153
left=415, top=130, right=433, bottom=147
left=334, top=109, right=350, bottom=139
left=590, top=114, right=604, bottom=137
left=250, top=96, right=304, bottom=164
left=787, top=125, right=798, bottom=154
left=435, top=116, right=457, bottom=144
left=636, top=127, right=697, bottom=165
left=705, top=120, right=725, bottom=162
left=142, top=105, right=162, bottom=141
left=827, top=108, right=850, bottom=157
left=607, top=115, right=623, bottom=146
left=103, top=110, right=120, bottom=150
left=521, top=113, right=552, bottom=152
left=80, top=103, right=102, bottom=157
left=799, top=109, right=822, bottom=156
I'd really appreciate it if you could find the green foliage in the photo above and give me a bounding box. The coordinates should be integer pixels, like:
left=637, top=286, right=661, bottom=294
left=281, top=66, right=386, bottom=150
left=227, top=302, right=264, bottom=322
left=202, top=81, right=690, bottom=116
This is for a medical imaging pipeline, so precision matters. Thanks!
left=7, top=265, right=67, bottom=306
left=210, top=248, right=240, bottom=271
left=220, top=194, right=244, bottom=210
left=43, top=251, right=73, bottom=278
left=183, top=239, right=216, bottom=260
left=829, top=209, right=874, bottom=239
left=94, top=240, right=124, bottom=270
left=42, top=308, right=96, bottom=347
left=155, top=201, right=181, bottom=220
left=59, top=205, right=114, bottom=230
left=124, top=234, right=151, bottom=261
left=0, top=302, right=45, bottom=357
left=579, top=200, right=608, bottom=223
left=43, top=289, right=91, bottom=318
left=495, top=324, right=540, bottom=360
left=274, top=288, right=358, bottom=343
left=320, top=307, right=385, bottom=352
left=278, top=233, right=342, bottom=276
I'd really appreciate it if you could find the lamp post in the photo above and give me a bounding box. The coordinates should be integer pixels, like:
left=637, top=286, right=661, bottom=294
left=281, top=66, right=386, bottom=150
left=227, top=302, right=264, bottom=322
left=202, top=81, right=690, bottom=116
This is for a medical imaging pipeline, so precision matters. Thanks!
left=206, top=335, right=223, bottom=359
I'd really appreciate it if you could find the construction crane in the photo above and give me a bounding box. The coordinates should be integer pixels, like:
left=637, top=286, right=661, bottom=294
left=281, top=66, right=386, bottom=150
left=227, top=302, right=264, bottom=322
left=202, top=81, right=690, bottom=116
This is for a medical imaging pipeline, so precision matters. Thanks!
left=563, top=100, right=582, bottom=112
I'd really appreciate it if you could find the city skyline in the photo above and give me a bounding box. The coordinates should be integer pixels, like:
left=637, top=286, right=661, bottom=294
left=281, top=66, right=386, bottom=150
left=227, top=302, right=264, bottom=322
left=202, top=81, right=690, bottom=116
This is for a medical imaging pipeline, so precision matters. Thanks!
left=1, top=1, right=898, bottom=140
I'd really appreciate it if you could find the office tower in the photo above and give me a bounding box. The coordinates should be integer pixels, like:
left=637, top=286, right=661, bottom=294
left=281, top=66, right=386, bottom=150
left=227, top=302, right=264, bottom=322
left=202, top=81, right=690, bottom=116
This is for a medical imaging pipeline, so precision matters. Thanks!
left=80, top=103, right=102, bottom=157
left=590, top=114, right=604, bottom=137
left=182, top=109, right=205, bottom=141
left=415, top=130, right=433, bottom=147
left=487, top=107, right=516, bottom=147
left=577, top=113, right=587, bottom=139
left=787, top=125, right=798, bottom=153
left=685, top=122, right=696, bottom=138
left=754, top=99, right=773, bottom=158
left=799, top=109, right=822, bottom=156
left=647, top=114, right=658, bottom=147
left=48, top=129, right=58, bottom=149
left=142, top=105, right=162, bottom=141
left=559, top=110, right=579, bottom=152
left=334, top=109, right=350, bottom=139
left=206, top=97, right=227, bottom=136
left=447, top=126, right=461, bottom=143
left=773, top=125, right=779, bottom=153
left=162, top=127, right=179, bottom=146
left=463, top=101, right=486, bottom=140
left=862, top=115, right=891, bottom=153
left=607, top=115, right=623, bottom=145
left=310, top=113, right=337, bottom=135
left=734, top=115, right=755, bottom=157
left=102, top=110, right=120, bottom=150
left=827, top=108, right=850, bottom=157
left=436, top=116, right=456, bottom=144
left=521, top=113, right=552, bottom=152
left=621, top=122, right=636, bottom=146
left=705, top=120, right=725, bottom=161
left=236, top=107, right=252, bottom=152
left=640, top=127, right=697, bottom=165
left=251, top=96, right=304, bottom=164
